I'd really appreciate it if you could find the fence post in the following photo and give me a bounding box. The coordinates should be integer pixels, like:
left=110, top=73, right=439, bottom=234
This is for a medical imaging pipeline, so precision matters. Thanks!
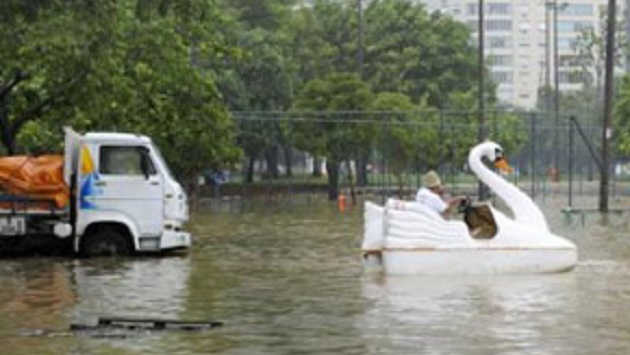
left=568, top=116, right=574, bottom=209
left=530, top=113, right=536, bottom=199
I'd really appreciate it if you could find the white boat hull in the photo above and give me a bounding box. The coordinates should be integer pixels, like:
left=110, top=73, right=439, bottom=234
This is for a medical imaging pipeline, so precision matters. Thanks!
left=380, top=247, right=577, bottom=275
left=362, top=141, right=582, bottom=275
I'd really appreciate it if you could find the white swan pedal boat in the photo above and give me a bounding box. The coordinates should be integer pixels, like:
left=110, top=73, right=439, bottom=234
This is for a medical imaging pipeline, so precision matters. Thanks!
left=362, top=141, right=578, bottom=275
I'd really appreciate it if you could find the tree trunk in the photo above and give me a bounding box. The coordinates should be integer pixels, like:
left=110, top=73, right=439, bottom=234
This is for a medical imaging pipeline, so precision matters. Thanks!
left=345, top=160, right=357, bottom=205
left=283, top=145, right=293, bottom=178
left=265, top=145, right=279, bottom=179
left=356, top=154, right=369, bottom=186
left=312, top=156, right=323, bottom=177
left=245, top=156, right=255, bottom=183
left=0, top=96, right=15, bottom=155
left=1, top=124, right=15, bottom=155
left=326, top=159, right=339, bottom=200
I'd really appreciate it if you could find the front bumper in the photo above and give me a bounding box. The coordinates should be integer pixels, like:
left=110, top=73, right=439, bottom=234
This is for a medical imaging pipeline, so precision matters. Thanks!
left=160, top=230, right=192, bottom=250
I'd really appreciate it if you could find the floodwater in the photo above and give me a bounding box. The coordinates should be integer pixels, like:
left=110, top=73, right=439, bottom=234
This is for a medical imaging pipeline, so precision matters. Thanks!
left=2, top=195, right=630, bottom=355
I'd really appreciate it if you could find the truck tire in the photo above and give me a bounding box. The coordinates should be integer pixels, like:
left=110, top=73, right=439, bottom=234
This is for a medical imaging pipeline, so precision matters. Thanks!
left=82, top=227, right=132, bottom=257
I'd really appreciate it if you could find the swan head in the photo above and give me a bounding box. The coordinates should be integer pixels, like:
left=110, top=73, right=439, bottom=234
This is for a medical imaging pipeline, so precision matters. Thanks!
left=472, top=141, right=513, bottom=173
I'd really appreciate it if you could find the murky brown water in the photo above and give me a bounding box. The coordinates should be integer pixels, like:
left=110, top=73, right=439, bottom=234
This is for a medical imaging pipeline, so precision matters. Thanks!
left=2, top=195, right=630, bottom=355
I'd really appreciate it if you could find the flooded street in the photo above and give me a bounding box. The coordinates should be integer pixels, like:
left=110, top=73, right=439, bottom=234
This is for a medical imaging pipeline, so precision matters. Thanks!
left=2, top=196, right=630, bottom=354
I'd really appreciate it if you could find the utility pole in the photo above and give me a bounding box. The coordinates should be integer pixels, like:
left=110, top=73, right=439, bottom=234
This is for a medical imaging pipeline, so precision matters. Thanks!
left=357, top=0, right=364, bottom=79
left=600, top=0, right=617, bottom=212
left=553, top=0, right=560, bottom=178
left=478, top=0, right=485, bottom=142
left=545, top=3, right=551, bottom=112
left=478, top=0, right=488, bottom=200
left=553, top=0, right=564, bottom=176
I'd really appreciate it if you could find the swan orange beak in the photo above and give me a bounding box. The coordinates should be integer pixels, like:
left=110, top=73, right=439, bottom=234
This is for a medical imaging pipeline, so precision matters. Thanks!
left=494, top=157, right=514, bottom=174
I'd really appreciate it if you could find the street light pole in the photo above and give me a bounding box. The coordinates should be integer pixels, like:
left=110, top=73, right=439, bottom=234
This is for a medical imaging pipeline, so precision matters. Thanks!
left=545, top=2, right=551, bottom=112
left=478, top=0, right=488, bottom=200
left=357, top=0, right=364, bottom=79
left=553, top=0, right=560, bottom=178
left=600, top=0, right=617, bottom=212
left=478, top=0, right=485, bottom=142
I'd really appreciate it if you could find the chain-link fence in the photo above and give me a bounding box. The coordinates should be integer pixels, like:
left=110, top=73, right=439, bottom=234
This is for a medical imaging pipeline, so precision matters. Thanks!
left=198, top=110, right=622, bottom=211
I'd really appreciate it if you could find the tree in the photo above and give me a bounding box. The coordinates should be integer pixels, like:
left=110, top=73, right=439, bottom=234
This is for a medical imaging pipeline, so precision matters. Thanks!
left=285, top=0, right=359, bottom=84
left=0, top=1, right=93, bottom=154
left=446, top=90, right=526, bottom=171
left=573, top=11, right=627, bottom=97
left=292, top=73, right=374, bottom=200
left=370, top=92, right=435, bottom=196
left=213, top=1, right=300, bottom=181
left=614, top=75, right=630, bottom=155
left=283, top=0, right=485, bottom=185
left=0, top=0, right=241, bottom=190
left=363, top=0, right=481, bottom=107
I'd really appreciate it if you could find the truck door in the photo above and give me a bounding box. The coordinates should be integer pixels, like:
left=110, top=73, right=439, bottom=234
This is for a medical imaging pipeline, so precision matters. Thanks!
left=95, top=145, right=163, bottom=236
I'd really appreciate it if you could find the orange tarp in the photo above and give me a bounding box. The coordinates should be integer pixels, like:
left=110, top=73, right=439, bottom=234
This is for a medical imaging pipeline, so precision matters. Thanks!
left=0, top=155, right=69, bottom=208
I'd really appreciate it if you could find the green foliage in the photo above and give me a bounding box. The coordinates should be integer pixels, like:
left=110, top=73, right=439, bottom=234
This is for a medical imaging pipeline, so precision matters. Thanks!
left=363, top=0, right=481, bottom=107
left=293, top=73, right=374, bottom=161
left=615, top=75, right=630, bottom=155
left=370, top=92, right=433, bottom=192
left=0, top=0, right=240, bottom=186
left=283, top=0, right=483, bottom=108
left=285, top=0, right=360, bottom=83
left=446, top=90, right=526, bottom=167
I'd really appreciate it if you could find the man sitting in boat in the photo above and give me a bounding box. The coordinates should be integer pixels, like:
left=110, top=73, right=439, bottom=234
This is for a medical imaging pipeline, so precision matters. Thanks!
left=415, top=170, right=467, bottom=219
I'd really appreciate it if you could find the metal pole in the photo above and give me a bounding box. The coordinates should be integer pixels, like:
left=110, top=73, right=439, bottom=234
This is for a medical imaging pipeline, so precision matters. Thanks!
left=600, top=0, right=616, bottom=213
left=530, top=113, right=536, bottom=198
left=545, top=3, right=551, bottom=112
left=568, top=116, right=574, bottom=208
left=357, top=0, right=364, bottom=79
left=478, top=0, right=488, bottom=200
left=553, top=0, right=560, bottom=177
left=478, top=0, right=485, bottom=140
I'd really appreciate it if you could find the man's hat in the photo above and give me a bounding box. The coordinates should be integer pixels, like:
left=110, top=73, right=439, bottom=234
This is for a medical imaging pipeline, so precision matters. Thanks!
left=422, top=170, right=442, bottom=188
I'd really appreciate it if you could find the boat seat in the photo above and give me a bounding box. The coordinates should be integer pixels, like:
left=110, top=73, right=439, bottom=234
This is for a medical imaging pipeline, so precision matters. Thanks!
left=464, top=204, right=497, bottom=239
left=384, top=199, right=473, bottom=247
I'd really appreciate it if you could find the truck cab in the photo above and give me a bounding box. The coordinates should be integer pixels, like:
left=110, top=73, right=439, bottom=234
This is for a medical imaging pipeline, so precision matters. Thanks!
left=66, top=128, right=191, bottom=256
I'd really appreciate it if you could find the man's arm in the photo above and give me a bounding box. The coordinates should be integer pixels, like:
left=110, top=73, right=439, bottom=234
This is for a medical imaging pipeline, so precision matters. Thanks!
left=441, top=196, right=467, bottom=218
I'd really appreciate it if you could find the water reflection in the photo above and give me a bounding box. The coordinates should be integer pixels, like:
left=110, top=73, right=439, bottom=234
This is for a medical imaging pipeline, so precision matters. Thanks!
left=69, top=256, right=191, bottom=321
left=0, top=261, right=76, bottom=329
left=360, top=273, right=579, bottom=354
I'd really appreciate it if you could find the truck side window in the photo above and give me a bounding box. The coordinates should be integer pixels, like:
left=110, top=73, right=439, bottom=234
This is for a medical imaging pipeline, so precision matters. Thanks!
left=100, top=146, right=156, bottom=176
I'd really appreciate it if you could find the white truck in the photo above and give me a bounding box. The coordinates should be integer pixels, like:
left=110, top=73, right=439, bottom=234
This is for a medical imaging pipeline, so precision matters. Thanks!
left=0, top=127, right=191, bottom=256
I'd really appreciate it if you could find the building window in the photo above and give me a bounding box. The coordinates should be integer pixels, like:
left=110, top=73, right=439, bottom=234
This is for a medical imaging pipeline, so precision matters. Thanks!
left=488, top=55, right=513, bottom=66
left=488, top=37, right=513, bottom=49
left=558, top=4, right=594, bottom=16
left=558, top=37, right=578, bottom=50
left=467, top=3, right=512, bottom=15
left=467, top=3, right=477, bottom=16
left=559, top=71, right=589, bottom=84
left=559, top=55, right=582, bottom=67
left=491, top=71, right=514, bottom=84
left=557, top=20, right=593, bottom=33
left=486, top=20, right=512, bottom=31
left=488, top=3, right=511, bottom=15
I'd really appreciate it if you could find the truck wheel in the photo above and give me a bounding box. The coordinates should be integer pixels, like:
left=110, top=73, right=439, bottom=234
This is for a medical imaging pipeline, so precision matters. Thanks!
left=82, top=228, right=132, bottom=257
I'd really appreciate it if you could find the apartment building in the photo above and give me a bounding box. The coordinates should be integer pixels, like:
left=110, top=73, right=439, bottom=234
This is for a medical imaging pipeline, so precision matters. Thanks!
left=421, top=0, right=619, bottom=109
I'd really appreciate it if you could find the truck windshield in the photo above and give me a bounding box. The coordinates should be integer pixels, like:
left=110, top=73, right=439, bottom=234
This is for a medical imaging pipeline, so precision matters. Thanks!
left=151, top=144, right=174, bottom=180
